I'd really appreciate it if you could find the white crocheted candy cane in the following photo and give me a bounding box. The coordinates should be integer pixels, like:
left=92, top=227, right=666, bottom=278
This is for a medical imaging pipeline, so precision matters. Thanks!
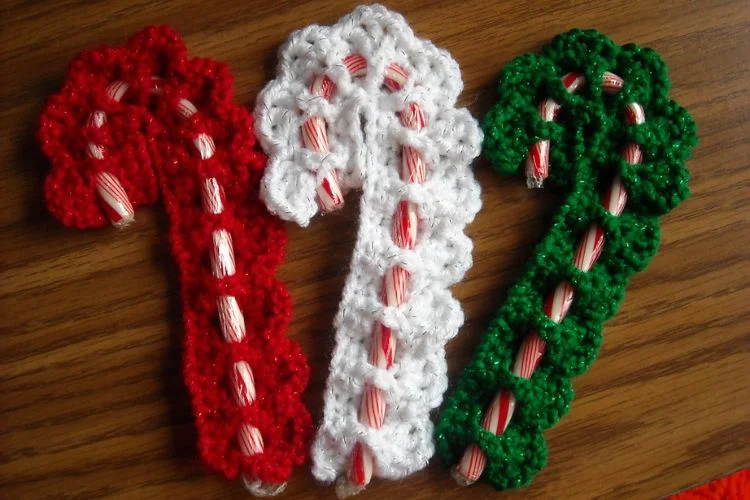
left=255, top=5, right=481, bottom=497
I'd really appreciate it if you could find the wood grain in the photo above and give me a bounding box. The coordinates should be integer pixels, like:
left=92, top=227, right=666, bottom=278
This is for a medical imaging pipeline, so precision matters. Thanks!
left=1, top=1, right=749, bottom=499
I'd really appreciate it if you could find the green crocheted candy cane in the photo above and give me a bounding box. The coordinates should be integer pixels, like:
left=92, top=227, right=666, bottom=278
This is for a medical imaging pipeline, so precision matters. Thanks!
left=435, top=29, right=697, bottom=490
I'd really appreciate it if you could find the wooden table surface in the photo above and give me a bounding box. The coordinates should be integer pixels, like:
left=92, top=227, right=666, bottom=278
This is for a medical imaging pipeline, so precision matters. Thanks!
left=2, top=1, right=749, bottom=499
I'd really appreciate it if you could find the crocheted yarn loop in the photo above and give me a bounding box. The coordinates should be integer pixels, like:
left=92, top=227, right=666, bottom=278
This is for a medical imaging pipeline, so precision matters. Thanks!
left=38, top=26, right=312, bottom=488
left=435, top=29, right=697, bottom=490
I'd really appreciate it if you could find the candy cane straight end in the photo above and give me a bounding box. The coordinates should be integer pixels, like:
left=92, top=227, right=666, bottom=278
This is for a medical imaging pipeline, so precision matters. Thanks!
left=335, top=476, right=366, bottom=499
left=316, top=170, right=345, bottom=213
left=95, top=172, right=135, bottom=228
left=526, top=175, right=545, bottom=189
left=451, top=464, right=478, bottom=487
left=241, top=476, right=287, bottom=498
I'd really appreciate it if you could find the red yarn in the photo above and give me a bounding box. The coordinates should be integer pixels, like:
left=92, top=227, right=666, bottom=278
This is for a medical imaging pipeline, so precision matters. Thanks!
left=38, top=26, right=312, bottom=486
left=669, top=469, right=750, bottom=500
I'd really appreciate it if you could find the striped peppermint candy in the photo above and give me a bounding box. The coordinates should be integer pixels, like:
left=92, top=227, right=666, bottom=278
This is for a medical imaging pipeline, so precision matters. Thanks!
left=210, top=229, right=236, bottom=278
left=84, top=107, right=135, bottom=227
left=369, top=323, right=396, bottom=369
left=347, top=62, right=429, bottom=492
left=194, top=133, right=216, bottom=160
left=95, top=171, right=135, bottom=227
left=87, top=110, right=106, bottom=128
left=347, top=442, right=373, bottom=488
left=231, top=360, right=257, bottom=407
left=216, top=295, right=246, bottom=343
left=525, top=140, right=551, bottom=188
left=601, top=71, right=624, bottom=94
left=343, top=54, right=368, bottom=77
left=237, top=423, right=265, bottom=456
left=603, top=175, right=628, bottom=216
left=105, top=80, right=129, bottom=102
left=455, top=90, right=644, bottom=486
left=201, top=177, right=225, bottom=215
left=302, top=73, right=343, bottom=213
left=383, top=63, right=408, bottom=92
left=455, top=389, right=516, bottom=483
left=176, top=98, right=198, bottom=119
left=525, top=71, right=628, bottom=187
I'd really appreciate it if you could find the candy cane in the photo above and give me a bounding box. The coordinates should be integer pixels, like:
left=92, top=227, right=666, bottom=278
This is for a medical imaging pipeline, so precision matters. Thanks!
left=85, top=82, right=135, bottom=227
left=525, top=71, right=623, bottom=188
left=455, top=75, right=644, bottom=485
left=301, top=55, right=368, bottom=213
left=342, top=62, right=426, bottom=495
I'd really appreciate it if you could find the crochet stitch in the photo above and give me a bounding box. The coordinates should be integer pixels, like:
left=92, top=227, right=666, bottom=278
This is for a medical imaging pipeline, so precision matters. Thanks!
left=255, top=5, right=481, bottom=496
left=435, top=29, right=697, bottom=490
left=38, top=26, right=312, bottom=495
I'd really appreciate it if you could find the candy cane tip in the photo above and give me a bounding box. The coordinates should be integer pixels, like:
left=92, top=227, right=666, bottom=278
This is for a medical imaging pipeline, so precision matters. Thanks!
left=526, top=176, right=545, bottom=189
left=334, top=476, right=366, bottom=499
left=450, top=465, right=477, bottom=487
left=112, top=214, right=135, bottom=229
left=241, top=476, right=287, bottom=497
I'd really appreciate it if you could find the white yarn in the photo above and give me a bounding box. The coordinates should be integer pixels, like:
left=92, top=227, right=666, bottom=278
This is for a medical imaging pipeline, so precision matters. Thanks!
left=255, top=4, right=482, bottom=483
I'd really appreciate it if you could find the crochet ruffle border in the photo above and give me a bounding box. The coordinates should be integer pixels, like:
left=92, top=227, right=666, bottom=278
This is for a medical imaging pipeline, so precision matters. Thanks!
left=435, top=29, right=697, bottom=489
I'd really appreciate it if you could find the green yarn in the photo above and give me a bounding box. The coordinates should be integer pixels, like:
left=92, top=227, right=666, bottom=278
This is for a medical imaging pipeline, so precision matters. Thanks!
left=435, top=29, right=697, bottom=490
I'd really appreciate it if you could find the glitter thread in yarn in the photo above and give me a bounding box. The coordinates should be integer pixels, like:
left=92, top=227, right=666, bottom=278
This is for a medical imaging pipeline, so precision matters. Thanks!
left=434, top=29, right=697, bottom=490
left=255, top=5, right=482, bottom=496
left=38, top=26, right=312, bottom=495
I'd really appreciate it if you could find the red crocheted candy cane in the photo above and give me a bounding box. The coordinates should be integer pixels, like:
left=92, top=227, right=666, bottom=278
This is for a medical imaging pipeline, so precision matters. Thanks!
left=38, top=27, right=311, bottom=495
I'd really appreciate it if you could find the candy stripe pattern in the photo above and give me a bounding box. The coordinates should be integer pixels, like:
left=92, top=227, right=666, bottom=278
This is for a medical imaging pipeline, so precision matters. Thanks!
left=37, top=26, right=312, bottom=495
left=435, top=29, right=697, bottom=490
left=255, top=5, right=482, bottom=493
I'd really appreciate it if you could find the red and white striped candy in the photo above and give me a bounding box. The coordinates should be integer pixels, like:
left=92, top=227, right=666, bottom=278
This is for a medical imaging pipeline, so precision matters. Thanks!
left=87, top=110, right=106, bottom=128
left=455, top=389, right=516, bottom=483
left=525, top=140, right=550, bottom=188
left=343, top=54, right=368, bottom=77
left=237, top=423, right=264, bottom=456
left=301, top=74, right=343, bottom=213
left=95, top=171, right=135, bottom=227
left=359, top=384, right=387, bottom=429
left=383, top=63, right=408, bottom=92
left=392, top=200, right=418, bottom=249
left=201, top=177, right=225, bottom=215
left=383, top=264, right=409, bottom=311
left=455, top=93, right=645, bottom=486
left=625, top=102, right=646, bottom=125
left=369, top=323, right=396, bottom=369
left=315, top=171, right=345, bottom=213
left=562, top=71, right=586, bottom=93
left=176, top=98, right=198, bottom=119
left=85, top=110, right=136, bottom=227
left=87, top=143, right=105, bottom=160
left=105, top=80, right=129, bottom=102
left=347, top=63, right=428, bottom=493
left=573, top=224, right=605, bottom=273
left=601, top=71, right=624, bottom=94
left=513, top=332, right=548, bottom=379
left=603, top=175, right=628, bottom=216
left=526, top=71, right=627, bottom=187
left=538, top=98, right=561, bottom=122
left=194, top=133, right=216, bottom=160
left=210, top=229, right=236, bottom=278
left=348, top=442, right=373, bottom=487
left=217, top=295, right=246, bottom=343
left=623, top=143, right=643, bottom=165
left=231, top=360, right=257, bottom=407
